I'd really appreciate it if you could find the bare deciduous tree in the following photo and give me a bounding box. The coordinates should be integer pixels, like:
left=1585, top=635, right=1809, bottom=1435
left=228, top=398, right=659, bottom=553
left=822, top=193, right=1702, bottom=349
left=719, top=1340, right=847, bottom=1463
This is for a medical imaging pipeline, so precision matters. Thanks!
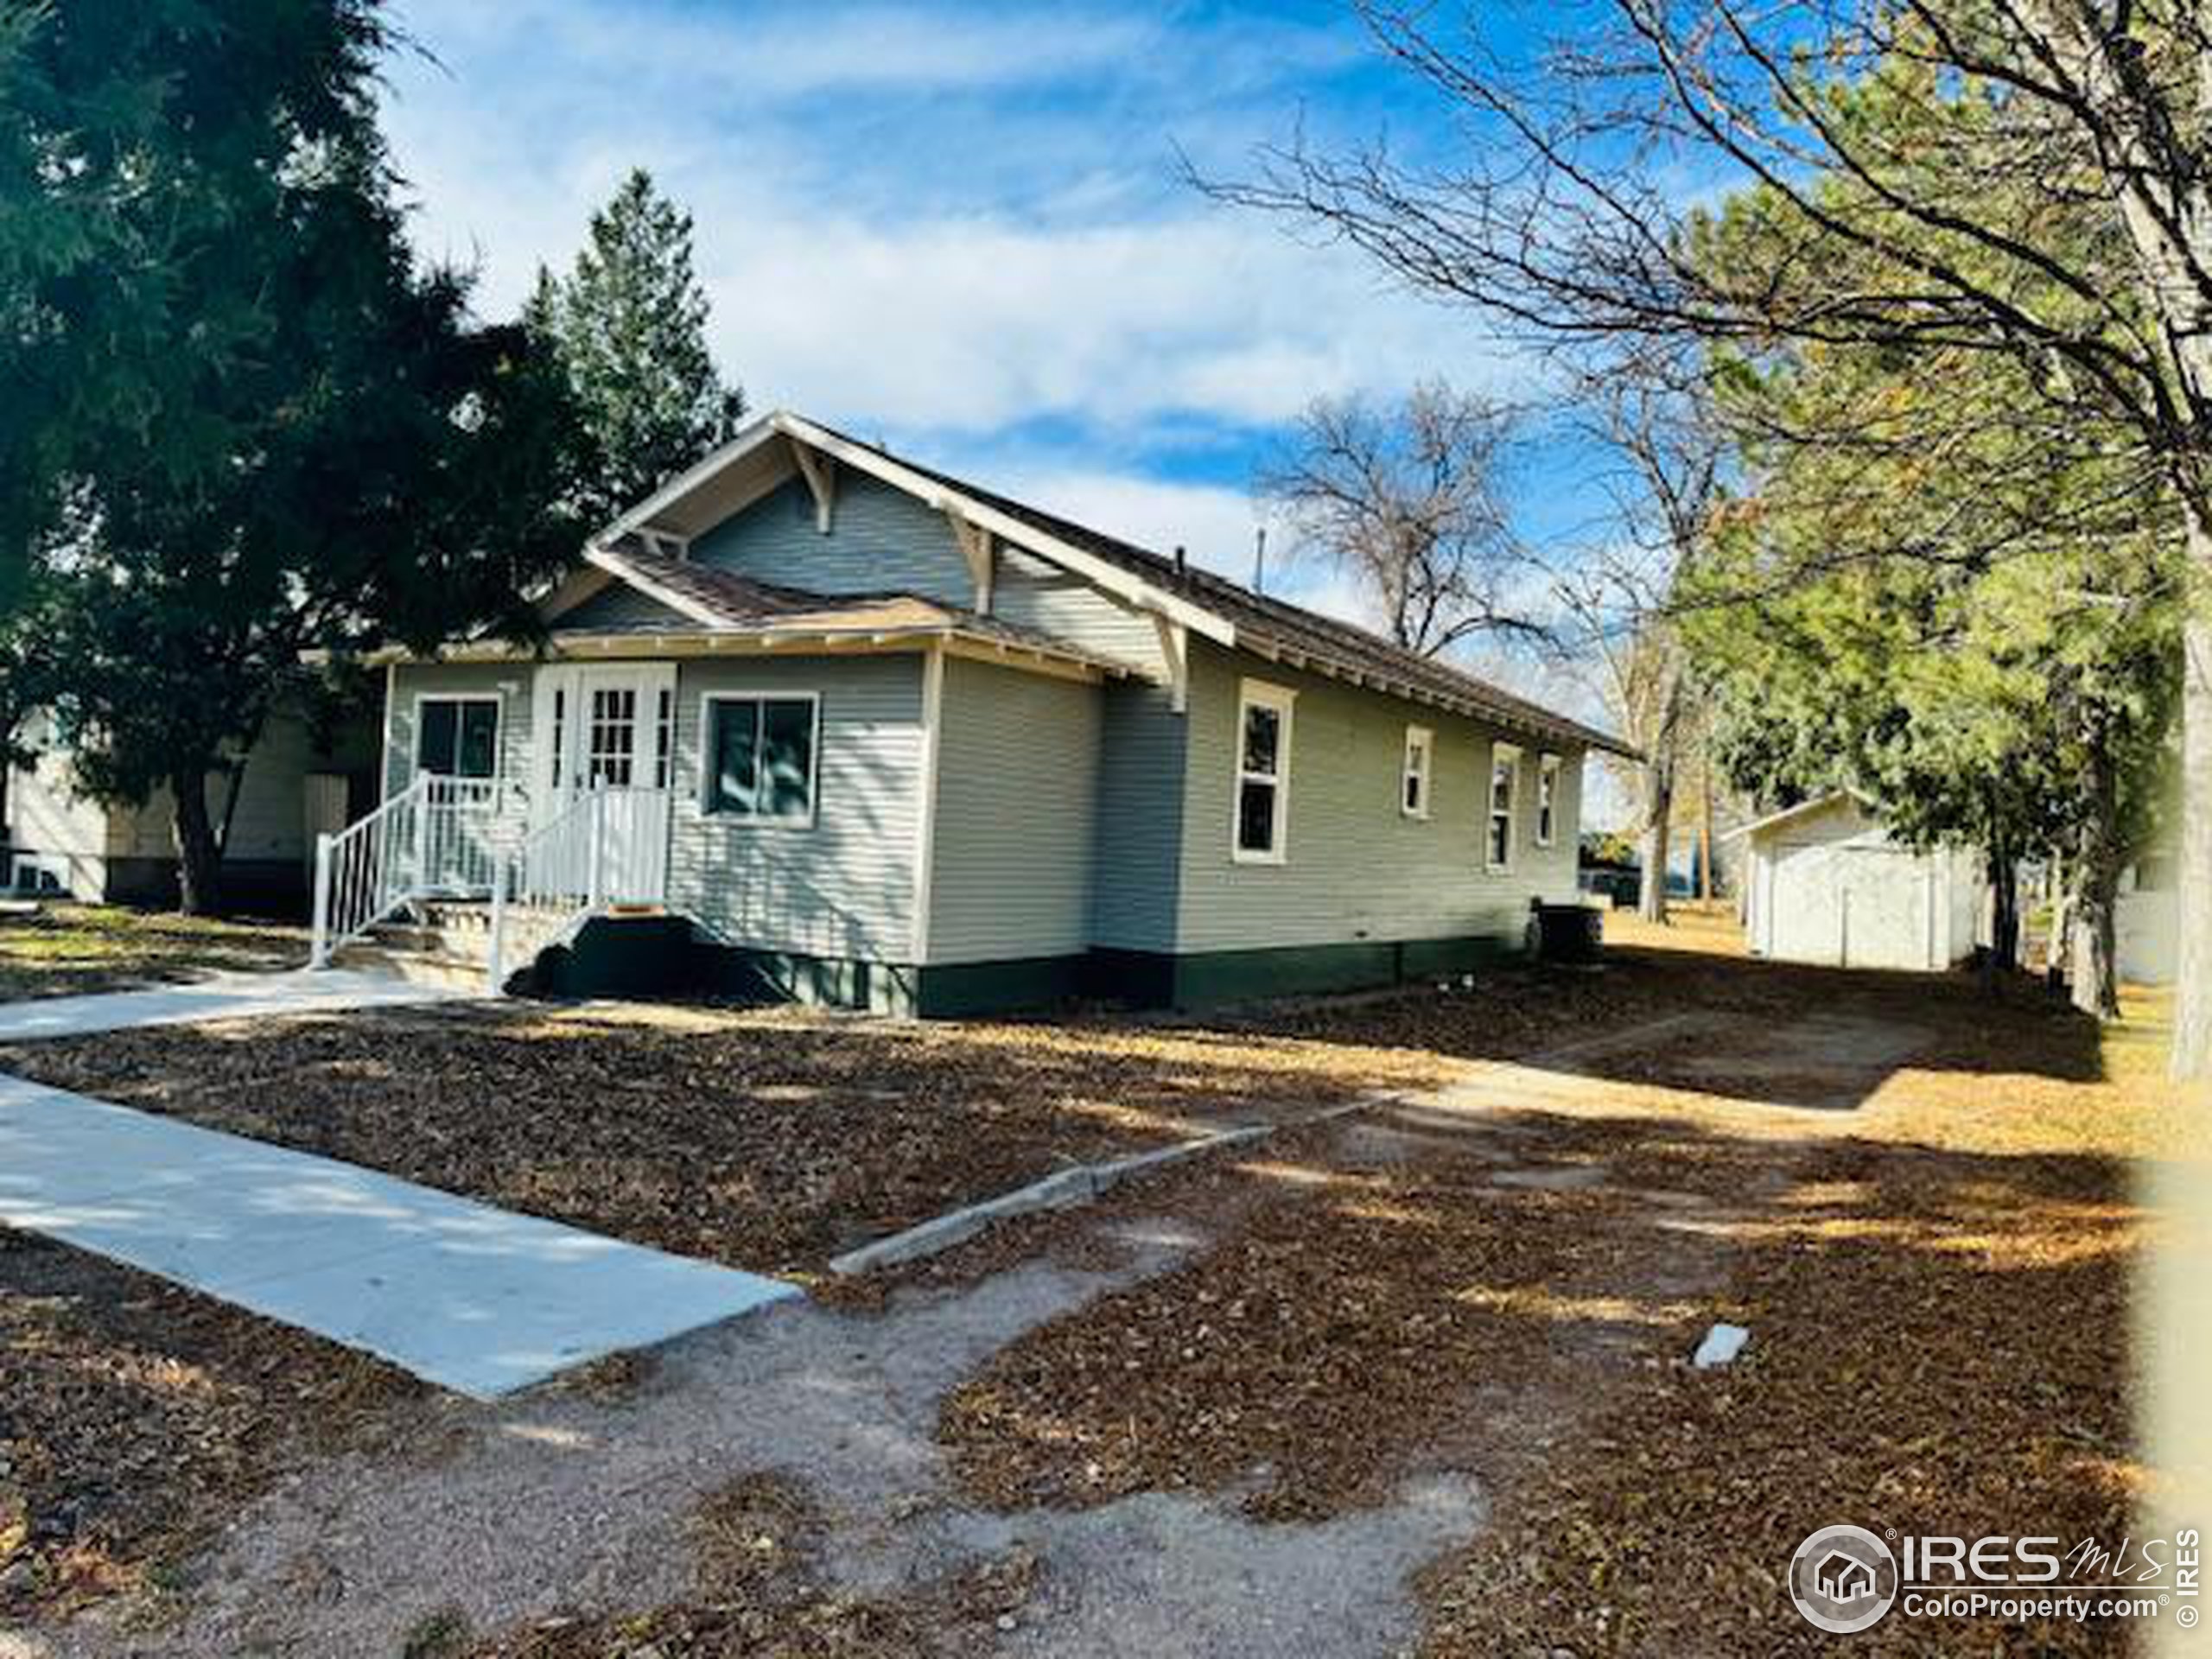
left=1258, top=381, right=1550, bottom=657
left=1554, top=369, right=1727, bottom=923
left=1201, top=0, right=2212, bottom=1078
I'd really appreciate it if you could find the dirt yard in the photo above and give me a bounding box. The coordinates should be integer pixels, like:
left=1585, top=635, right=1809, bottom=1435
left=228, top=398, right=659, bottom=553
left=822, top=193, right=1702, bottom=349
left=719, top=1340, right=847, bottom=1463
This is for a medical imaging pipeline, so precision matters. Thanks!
left=0, top=910, right=2188, bottom=1655
left=0, top=905, right=305, bottom=1001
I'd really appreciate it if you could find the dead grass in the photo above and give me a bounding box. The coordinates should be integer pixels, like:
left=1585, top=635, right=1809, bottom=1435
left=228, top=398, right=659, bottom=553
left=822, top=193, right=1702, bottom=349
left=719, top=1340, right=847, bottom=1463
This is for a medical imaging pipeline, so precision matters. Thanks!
left=0, top=1001, right=1441, bottom=1279
left=0, top=903, right=304, bottom=1001
left=0, top=1230, right=425, bottom=1625
left=935, top=917, right=2180, bottom=1656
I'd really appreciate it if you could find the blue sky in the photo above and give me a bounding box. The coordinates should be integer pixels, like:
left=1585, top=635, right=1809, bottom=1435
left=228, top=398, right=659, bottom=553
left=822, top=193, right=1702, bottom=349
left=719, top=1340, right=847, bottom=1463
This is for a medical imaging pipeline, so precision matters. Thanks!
left=377, top=2, right=1590, bottom=587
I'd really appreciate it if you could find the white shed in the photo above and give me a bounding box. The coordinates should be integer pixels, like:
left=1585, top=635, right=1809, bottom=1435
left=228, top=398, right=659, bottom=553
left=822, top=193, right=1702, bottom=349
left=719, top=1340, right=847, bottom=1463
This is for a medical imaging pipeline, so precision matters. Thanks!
left=1731, top=794, right=1985, bottom=972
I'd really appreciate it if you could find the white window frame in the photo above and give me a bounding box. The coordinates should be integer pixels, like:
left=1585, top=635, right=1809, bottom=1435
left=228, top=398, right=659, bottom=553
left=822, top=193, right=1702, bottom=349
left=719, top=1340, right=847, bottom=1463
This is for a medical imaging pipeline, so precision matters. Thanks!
left=411, top=692, right=502, bottom=780
left=1486, top=741, right=1522, bottom=873
left=1231, top=677, right=1296, bottom=865
left=1402, top=724, right=1433, bottom=821
left=1535, top=752, right=1562, bottom=848
left=698, top=690, right=822, bottom=829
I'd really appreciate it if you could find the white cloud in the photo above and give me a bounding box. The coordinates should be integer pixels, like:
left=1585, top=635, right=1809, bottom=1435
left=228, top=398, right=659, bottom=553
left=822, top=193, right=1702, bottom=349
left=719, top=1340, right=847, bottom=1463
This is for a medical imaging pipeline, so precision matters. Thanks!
left=378, top=2, right=1540, bottom=442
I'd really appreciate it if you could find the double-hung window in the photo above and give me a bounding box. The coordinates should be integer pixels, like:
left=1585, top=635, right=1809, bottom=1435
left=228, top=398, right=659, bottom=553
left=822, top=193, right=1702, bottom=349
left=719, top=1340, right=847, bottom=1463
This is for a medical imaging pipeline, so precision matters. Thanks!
left=416, top=696, right=499, bottom=779
left=1535, top=753, right=1561, bottom=848
left=1486, top=742, right=1521, bottom=871
left=702, top=694, right=819, bottom=823
left=1233, top=678, right=1294, bottom=863
left=1402, top=725, right=1433, bottom=820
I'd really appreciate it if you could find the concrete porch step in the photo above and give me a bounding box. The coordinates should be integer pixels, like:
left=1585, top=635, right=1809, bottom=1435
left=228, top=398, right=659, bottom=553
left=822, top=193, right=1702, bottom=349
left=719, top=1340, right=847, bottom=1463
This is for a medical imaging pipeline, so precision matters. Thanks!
left=330, top=941, right=494, bottom=993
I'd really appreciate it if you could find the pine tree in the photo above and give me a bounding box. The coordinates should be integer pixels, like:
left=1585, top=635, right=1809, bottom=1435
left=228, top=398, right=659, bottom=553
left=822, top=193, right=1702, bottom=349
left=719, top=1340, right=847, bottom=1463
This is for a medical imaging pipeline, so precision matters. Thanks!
left=532, top=168, right=746, bottom=528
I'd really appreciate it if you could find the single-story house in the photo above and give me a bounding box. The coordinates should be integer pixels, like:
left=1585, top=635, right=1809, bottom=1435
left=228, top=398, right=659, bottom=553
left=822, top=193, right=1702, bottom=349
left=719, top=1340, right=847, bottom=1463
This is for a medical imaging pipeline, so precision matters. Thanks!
left=315, top=410, right=1630, bottom=1014
left=6, top=703, right=377, bottom=912
left=1729, top=793, right=1986, bottom=973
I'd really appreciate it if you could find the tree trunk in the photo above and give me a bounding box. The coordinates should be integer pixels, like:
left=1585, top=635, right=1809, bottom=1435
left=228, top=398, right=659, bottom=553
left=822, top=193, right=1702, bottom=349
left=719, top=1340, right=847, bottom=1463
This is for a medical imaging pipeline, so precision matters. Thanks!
left=170, top=766, right=224, bottom=917
left=2070, top=737, right=2123, bottom=1022
left=1985, top=829, right=2020, bottom=982
left=1637, top=758, right=1674, bottom=923
left=1698, top=759, right=1714, bottom=903
left=2176, top=505, right=2212, bottom=1075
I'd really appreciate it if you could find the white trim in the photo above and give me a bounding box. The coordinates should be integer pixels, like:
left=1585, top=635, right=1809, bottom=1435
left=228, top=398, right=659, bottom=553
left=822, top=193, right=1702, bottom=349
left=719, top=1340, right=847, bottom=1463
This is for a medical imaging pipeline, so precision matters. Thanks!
left=1535, top=752, right=1561, bottom=848
left=592, top=410, right=785, bottom=547
left=1486, top=741, right=1522, bottom=873
left=410, top=691, right=504, bottom=780
left=1231, top=677, right=1295, bottom=866
left=582, top=546, right=728, bottom=628
left=378, top=661, right=397, bottom=805
left=912, top=645, right=946, bottom=963
left=1152, top=615, right=1189, bottom=715
left=696, top=690, right=823, bottom=829
left=1402, top=724, right=1433, bottom=821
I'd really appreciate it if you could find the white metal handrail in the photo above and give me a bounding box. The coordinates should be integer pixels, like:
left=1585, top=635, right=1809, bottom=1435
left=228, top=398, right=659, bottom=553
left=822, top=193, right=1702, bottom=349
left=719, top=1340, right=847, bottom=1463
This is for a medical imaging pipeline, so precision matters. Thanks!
left=309, top=776, right=428, bottom=967
left=487, top=783, right=620, bottom=992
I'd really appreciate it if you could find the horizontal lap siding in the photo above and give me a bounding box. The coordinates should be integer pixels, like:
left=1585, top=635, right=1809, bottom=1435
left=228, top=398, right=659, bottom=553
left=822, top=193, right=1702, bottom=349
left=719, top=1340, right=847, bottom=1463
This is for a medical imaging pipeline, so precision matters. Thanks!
left=1173, top=639, right=1585, bottom=954
left=690, top=474, right=1165, bottom=677
left=669, top=655, right=922, bottom=963
left=926, top=658, right=1101, bottom=964
left=692, top=475, right=969, bottom=601
left=384, top=664, right=535, bottom=798
left=110, top=708, right=378, bottom=863
left=1089, top=679, right=1187, bottom=952
left=556, top=582, right=692, bottom=630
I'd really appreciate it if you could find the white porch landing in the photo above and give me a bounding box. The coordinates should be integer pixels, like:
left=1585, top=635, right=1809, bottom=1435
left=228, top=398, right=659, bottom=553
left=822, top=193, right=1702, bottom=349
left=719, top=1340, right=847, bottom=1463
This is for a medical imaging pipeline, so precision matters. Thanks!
left=0, top=1071, right=799, bottom=1396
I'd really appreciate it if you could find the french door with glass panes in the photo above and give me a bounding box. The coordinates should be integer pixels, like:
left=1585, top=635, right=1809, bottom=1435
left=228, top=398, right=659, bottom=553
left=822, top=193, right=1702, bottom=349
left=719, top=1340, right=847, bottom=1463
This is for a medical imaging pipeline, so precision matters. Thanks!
left=531, top=664, right=676, bottom=903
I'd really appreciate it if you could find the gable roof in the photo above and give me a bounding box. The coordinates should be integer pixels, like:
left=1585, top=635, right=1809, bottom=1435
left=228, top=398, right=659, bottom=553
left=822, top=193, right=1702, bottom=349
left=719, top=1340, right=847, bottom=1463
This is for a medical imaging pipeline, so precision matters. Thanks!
left=589, top=410, right=1633, bottom=756
left=1721, top=791, right=1869, bottom=843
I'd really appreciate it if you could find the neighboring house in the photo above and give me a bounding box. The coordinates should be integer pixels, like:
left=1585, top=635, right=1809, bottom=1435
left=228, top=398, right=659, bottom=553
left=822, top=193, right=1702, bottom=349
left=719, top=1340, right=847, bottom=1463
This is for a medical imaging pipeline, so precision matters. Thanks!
left=1730, top=793, right=1986, bottom=973
left=6, top=704, right=378, bottom=912
left=322, top=410, right=1629, bottom=1014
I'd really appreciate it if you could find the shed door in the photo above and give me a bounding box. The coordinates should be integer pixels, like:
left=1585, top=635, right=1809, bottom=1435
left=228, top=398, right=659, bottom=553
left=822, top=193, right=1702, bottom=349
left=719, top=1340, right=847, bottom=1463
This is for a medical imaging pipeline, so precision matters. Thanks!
left=1835, top=847, right=1931, bottom=970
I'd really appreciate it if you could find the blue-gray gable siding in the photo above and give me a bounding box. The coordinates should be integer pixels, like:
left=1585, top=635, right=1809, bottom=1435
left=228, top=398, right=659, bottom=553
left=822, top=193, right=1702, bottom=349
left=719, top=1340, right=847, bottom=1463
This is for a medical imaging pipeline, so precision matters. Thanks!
left=557, top=581, right=692, bottom=631
left=1088, top=678, right=1187, bottom=953
left=689, top=473, right=1165, bottom=676
left=926, top=657, right=1101, bottom=963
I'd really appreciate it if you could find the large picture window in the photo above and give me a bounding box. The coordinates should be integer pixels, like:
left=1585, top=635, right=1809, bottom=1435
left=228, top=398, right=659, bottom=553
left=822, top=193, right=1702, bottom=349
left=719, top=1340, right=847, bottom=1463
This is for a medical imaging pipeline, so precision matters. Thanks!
left=416, top=696, right=499, bottom=779
left=1234, top=678, right=1294, bottom=863
left=703, top=694, right=819, bottom=823
left=1487, top=742, right=1521, bottom=871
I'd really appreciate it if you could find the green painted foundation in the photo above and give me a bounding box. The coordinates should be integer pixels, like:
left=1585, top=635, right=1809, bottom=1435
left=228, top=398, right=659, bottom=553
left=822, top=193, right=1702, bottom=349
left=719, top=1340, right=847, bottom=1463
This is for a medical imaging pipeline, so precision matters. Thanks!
left=524, top=918, right=1529, bottom=1017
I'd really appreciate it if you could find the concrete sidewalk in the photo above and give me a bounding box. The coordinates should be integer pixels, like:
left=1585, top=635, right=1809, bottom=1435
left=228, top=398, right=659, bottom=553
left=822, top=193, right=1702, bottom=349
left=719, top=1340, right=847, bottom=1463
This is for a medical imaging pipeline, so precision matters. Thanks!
left=0, top=967, right=467, bottom=1042
left=0, top=1073, right=798, bottom=1395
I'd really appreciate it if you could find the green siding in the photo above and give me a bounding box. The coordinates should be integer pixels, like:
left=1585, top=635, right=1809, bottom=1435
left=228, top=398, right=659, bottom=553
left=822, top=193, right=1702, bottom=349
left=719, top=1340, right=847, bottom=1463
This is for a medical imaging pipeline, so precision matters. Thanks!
left=385, top=663, right=535, bottom=798
left=926, top=657, right=1102, bottom=964
left=1171, top=639, right=1586, bottom=955
left=668, top=654, right=924, bottom=964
